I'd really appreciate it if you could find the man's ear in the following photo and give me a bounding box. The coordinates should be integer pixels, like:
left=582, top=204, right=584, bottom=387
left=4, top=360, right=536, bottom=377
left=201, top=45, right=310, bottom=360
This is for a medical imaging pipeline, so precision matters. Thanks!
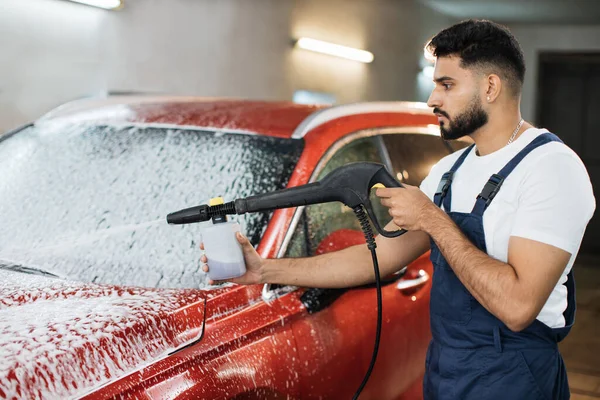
left=484, top=74, right=502, bottom=103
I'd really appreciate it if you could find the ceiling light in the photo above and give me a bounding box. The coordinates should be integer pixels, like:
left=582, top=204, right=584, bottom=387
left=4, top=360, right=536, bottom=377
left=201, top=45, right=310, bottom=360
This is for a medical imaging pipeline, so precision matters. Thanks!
left=295, top=37, right=374, bottom=63
left=65, top=0, right=123, bottom=10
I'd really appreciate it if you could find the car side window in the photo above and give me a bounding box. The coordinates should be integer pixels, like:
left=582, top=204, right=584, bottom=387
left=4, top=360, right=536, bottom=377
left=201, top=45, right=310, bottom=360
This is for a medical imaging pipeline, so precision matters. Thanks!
left=381, top=134, right=456, bottom=186
left=285, top=136, right=385, bottom=258
left=283, top=133, right=462, bottom=259
left=285, top=211, right=310, bottom=258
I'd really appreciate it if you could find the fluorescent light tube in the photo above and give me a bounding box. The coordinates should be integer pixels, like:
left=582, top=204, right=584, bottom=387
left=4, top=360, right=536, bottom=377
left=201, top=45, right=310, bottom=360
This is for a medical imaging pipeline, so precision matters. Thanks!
left=295, top=37, right=374, bottom=63
left=66, top=0, right=123, bottom=10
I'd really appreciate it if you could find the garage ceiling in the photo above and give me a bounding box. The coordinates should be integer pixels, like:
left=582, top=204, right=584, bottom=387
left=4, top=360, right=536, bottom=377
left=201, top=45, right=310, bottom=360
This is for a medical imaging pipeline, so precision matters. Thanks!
left=418, top=0, right=600, bottom=24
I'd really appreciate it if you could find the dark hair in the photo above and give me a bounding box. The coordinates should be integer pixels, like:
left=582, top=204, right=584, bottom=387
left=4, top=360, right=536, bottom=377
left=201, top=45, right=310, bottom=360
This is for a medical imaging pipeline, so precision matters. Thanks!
left=425, top=20, right=526, bottom=96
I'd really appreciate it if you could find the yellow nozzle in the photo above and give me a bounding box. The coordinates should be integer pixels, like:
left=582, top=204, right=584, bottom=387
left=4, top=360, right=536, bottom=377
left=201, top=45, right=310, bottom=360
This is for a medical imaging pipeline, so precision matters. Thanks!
left=372, top=183, right=386, bottom=189
left=209, top=197, right=224, bottom=206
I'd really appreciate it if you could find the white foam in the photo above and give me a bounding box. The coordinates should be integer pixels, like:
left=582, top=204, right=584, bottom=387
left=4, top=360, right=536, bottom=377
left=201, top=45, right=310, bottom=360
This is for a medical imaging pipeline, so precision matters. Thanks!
left=0, top=271, right=205, bottom=399
left=0, top=121, right=302, bottom=289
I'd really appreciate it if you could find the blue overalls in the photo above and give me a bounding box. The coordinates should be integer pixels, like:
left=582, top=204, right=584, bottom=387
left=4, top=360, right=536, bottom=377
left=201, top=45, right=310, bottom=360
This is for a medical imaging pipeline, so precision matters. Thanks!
left=424, top=132, right=575, bottom=400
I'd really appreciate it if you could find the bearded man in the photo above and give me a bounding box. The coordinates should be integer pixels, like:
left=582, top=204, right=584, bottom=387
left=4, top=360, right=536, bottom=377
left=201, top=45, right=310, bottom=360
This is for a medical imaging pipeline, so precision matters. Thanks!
left=202, top=20, right=596, bottom=399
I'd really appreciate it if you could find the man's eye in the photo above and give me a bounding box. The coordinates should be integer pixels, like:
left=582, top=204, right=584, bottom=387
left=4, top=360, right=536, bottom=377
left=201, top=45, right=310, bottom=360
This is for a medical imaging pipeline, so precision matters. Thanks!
left=443, top=83, right=452, bottom=90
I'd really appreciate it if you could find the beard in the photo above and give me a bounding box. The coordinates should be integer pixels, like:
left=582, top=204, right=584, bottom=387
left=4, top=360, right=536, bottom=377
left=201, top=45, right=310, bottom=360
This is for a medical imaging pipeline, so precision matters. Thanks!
left=435, top=94, right=489, bottom=140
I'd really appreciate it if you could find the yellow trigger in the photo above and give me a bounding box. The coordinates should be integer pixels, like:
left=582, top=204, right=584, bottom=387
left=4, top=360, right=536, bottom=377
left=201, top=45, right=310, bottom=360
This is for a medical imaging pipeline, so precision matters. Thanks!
left=209, top=197, right=224, bottom=206
left=372, top=183, right=386, bottom=189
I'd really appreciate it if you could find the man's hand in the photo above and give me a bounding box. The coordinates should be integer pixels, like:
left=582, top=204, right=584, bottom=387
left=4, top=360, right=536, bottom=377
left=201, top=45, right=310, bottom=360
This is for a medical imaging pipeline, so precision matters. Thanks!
left=201, top=232, right=265, bottom=286
left=376, top=185, right=440, bottom=232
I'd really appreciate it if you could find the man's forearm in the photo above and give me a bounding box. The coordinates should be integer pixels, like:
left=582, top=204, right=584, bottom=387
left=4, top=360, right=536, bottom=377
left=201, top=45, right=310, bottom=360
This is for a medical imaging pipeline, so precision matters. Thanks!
left=261, top=244, right=375, bottom=288
left=424, top=207, right=526, bottom=329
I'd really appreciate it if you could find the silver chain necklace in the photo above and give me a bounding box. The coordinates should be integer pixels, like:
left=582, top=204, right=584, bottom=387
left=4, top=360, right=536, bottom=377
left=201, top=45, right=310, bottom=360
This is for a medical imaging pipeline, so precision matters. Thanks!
left=507, top=119, right=525, bottom=145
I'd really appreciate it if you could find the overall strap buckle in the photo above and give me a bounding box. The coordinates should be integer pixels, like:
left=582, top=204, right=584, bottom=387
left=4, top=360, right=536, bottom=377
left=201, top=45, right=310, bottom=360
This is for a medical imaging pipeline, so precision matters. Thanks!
left=477, top=174, right=505, bottom=206
left=435, top=171, right=455, bottom=198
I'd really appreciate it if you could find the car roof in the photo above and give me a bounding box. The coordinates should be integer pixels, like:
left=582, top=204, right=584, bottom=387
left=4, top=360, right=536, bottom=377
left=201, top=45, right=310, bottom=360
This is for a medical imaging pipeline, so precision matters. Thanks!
left=36, top=95, right=434, bottom=139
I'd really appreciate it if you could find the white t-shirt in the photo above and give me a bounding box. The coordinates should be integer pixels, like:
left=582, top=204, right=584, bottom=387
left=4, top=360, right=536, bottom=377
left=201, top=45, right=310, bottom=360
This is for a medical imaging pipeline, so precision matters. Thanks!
left=420, top=128, right=596, bottom=328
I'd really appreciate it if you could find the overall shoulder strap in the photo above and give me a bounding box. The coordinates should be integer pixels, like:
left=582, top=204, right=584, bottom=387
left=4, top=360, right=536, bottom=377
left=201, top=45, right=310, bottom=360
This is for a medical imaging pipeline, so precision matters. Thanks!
left=472, top=132, right=563, bottom=216
left=434, top=144, right=475, bottom=209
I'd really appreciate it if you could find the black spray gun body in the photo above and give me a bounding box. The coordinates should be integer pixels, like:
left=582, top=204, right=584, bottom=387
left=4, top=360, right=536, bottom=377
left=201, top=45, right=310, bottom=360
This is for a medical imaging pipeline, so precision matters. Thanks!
left=167, top=162, right=406, bottom=240
left=167, top=162, right=406, bottom=400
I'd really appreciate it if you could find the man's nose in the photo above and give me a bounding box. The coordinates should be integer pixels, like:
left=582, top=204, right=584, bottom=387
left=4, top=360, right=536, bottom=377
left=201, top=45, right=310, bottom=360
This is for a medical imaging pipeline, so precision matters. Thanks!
left=427, top=89, right=441, bottom=109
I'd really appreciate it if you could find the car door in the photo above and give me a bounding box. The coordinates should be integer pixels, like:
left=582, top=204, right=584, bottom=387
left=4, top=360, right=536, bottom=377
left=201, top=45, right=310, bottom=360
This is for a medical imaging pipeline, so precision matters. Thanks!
left=283, top=131, right=457, bottom=399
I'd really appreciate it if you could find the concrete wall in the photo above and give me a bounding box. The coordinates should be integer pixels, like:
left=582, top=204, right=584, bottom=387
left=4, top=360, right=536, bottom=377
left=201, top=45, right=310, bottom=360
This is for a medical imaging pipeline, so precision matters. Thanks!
left=0, top=0, right=454, bottom=133
left=507, top=24, right=600, bottom=124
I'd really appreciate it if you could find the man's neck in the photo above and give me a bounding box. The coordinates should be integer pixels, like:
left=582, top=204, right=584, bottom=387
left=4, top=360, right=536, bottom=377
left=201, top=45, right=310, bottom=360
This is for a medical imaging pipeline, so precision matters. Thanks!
left=470, top=113, right=529, bottom=156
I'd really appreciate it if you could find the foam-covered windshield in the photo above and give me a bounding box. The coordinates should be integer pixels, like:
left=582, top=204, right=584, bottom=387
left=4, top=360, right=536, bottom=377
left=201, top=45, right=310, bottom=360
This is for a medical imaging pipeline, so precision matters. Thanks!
left=0, top=122, right=303, bottom=289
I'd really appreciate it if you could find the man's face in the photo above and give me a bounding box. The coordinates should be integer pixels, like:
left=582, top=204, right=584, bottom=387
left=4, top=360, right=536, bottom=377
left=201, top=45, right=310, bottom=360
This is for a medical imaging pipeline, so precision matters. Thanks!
left=426, top=56, right=488, bottom=140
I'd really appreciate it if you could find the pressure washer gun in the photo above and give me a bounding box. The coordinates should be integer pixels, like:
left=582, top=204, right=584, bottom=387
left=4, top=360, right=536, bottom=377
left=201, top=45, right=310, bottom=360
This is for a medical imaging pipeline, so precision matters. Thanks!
left=167, top=162, right=406, bottom=241
left=166, top=161, right=406, bottom=400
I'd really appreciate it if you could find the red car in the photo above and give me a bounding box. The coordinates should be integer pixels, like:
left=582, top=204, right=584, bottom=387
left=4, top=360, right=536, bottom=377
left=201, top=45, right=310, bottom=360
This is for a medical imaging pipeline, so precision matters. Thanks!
left=0, top=97, right=466, bottom=399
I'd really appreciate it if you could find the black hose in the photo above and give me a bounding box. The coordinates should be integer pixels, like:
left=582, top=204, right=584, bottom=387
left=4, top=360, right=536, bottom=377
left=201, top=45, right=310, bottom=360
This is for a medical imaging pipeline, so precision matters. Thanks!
left=352, top=206, right=382, bottom=400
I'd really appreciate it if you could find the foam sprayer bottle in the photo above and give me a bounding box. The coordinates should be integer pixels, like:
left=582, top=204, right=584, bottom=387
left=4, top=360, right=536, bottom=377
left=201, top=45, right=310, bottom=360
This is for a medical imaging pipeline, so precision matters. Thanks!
left=200, top=197, right=246, bottom=281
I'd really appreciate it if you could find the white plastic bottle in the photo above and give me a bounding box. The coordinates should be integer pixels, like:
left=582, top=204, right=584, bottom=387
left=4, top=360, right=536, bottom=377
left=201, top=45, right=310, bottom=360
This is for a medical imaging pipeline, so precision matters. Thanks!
left=201, top=197, right=247, bottom=281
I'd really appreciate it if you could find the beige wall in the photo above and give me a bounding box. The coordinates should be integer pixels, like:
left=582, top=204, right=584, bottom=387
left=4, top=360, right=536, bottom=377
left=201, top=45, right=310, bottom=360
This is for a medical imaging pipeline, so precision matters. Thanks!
left=0, top=0, right=454, bottom=133
left=507, top=24, right=600, bottom=124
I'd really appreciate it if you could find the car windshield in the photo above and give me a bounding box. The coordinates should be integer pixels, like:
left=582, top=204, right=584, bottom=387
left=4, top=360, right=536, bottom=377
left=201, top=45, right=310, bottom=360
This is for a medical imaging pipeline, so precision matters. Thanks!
left=0, top=122, right=303, bottom=289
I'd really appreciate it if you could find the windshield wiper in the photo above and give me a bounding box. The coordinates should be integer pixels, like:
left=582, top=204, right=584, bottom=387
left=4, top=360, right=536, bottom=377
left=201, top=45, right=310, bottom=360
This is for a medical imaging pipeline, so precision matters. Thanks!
left=0, top=261, right=61, bottom=278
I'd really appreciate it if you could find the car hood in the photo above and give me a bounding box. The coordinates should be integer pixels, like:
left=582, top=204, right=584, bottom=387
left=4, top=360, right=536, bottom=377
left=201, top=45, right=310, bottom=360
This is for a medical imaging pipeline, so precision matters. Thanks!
left=0, top=270, right=206, bottom=400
